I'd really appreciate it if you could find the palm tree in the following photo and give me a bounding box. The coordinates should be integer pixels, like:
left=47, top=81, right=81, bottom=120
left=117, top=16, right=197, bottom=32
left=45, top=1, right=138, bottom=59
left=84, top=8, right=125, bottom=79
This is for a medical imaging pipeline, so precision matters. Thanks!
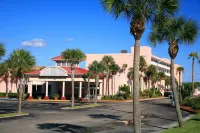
left=85, top=71, right=93, bottom=101
left=101, top=1, right=178, bottom=131
left=127, top=67, right=134, bottom=96
left=158, top=71, right=166, bottom=84
left=0, top=43, right=5, bottom=59
left=102, top=55, right=114, bottom=96
left=62, top=49, right=86, bottom=107
left=9, top=49, right=35, bottom=113
left=110, top=62, right=120, bottom=96
left=145, top=65, right=157, bottom=89
left=149, top=16, right=199, bottom=127
left=188, top=52, right=200, bottom=97
left=122, top=63, right=128, bottom=74
left=0, top=60, right=11, bottom=97
left=177, top=66, right=184, bottom=104
left=88, top=61, right=105, bottom=104
left=165, top=76, right=171, bottom=89
left=139, top=56, right=147, bottom=91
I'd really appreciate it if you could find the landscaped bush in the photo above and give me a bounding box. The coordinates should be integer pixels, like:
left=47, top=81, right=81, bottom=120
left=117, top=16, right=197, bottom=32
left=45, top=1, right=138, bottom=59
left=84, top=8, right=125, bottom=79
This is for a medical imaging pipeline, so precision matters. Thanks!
left=117, top=84, right=130, bottom=100
left=141, top=88, right=161, bottom=98
left=0, top=93, right=18, bottom=98
left=101, top=95, right=124, bottom=100
left=183, top=97, right=200, bottom=110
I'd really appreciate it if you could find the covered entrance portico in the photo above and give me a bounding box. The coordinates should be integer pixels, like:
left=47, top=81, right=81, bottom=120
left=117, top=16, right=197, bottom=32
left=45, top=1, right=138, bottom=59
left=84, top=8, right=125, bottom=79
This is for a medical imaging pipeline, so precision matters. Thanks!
left=26, top=66, right=102, bottom=100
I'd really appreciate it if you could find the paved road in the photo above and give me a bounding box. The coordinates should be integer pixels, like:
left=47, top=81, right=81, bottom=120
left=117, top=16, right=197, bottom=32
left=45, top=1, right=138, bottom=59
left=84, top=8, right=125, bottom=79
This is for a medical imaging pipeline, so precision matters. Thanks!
left=0, top=98, right=191, bottom=133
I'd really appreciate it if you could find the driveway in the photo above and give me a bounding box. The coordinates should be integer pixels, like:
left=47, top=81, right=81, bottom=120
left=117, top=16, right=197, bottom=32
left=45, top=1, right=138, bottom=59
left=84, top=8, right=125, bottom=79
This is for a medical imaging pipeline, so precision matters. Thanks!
left=0, top=98, right=191, bottom=133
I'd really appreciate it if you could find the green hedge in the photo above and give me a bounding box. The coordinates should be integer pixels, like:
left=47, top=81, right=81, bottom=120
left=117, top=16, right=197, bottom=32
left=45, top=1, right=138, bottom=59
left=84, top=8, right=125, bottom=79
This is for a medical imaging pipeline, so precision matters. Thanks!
left=183, top=97, right=200, bottom=110
left=141, top=88, right=162, bottom=98
left=0, top=93, right=18, bottom=98
left=101, top=95, right=124, bottom=100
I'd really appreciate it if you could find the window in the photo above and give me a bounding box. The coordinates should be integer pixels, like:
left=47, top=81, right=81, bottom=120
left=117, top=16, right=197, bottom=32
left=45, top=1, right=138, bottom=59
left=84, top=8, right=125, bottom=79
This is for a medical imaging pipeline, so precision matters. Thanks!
left=57, top=61, right=61, bottom=66
left=62, top=62, right=66, bottom=66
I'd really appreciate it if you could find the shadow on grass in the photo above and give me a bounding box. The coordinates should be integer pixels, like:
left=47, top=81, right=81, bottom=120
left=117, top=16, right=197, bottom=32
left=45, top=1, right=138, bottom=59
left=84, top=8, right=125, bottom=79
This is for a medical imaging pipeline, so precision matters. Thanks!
left=191, top=118, right=200, bottom=121
left=88, top=114, right=121, bottom=120
left=37, top=123, right=87, bottom=133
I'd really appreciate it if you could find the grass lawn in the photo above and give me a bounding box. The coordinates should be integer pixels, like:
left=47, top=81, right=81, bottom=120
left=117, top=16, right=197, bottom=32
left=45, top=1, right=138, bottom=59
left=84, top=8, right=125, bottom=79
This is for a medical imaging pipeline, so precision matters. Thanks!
left=61, top=104, right=101, bottom=109
left=0, top=112, right=29, bottom=118
left=162, top=113, right=200, bottom=133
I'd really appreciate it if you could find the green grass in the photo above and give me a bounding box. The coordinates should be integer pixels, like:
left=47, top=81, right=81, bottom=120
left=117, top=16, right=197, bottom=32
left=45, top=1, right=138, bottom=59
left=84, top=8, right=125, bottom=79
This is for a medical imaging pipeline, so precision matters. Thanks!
left=71, top=104, right=101, bottom=109
left=162, top=113, right=200, bottom=133
left=0, top=112, right=29, bottom=118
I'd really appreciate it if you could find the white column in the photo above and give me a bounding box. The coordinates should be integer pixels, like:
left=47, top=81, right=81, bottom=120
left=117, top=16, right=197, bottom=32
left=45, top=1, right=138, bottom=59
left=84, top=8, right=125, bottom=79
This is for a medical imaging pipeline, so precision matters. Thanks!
left=28, top=81, right=33, bottom=97
left=62, top=81, right=65, bottom=97
left=79, top=82, right=82, bottom=98
left=99, top=82, right=102, bottom=95
left=46, top=81, right=48, bottom=97
left=141, top=77, right=144, bottom=91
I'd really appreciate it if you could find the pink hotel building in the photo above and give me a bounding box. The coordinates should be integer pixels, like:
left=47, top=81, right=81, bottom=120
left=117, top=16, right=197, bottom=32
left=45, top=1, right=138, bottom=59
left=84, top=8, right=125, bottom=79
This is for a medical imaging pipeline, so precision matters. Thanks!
left=0, top=46, right=182, bottom=99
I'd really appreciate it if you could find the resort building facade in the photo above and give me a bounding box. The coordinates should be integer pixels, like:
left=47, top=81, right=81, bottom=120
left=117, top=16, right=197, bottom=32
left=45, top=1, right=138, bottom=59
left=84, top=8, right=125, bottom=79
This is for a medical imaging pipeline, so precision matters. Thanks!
left=86, top=46, right=182, bottom=95
left=0, top=46, right=182, bottom=99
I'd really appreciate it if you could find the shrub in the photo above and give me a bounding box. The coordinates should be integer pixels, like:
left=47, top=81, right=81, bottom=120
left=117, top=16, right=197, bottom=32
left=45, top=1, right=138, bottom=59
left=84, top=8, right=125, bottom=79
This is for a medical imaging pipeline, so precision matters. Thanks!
left=117, top=84, right=130, bottom=100
left=0, top=93, right=18, bottom=98
left=183, top=97, right=200, bottom=110
left=53, top=94, right=59, bottom=99
left=101, top=95, right=124, bottom=100
left=142, top=90, right=149, bottom=98
left=155, top=90, right=162, bottom=97
left=148, top=89, right=154, bottom=98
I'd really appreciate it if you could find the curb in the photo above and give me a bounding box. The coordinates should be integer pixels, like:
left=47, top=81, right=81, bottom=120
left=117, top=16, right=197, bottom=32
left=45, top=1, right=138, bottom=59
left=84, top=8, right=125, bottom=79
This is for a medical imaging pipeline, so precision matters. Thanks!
left=0, top=113, right=29, bottom=119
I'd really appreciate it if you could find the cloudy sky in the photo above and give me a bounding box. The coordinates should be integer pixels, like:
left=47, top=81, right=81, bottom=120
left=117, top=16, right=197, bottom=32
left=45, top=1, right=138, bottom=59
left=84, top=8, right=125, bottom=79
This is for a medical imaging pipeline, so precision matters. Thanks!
left=0, top=0, right=200, bottom=82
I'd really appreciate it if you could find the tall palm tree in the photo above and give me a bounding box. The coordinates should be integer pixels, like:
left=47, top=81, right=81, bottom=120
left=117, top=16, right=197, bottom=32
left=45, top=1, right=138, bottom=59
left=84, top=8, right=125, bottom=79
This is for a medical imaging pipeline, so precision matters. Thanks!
left=62, top=49, right=86, bottom=107
left=110, top=62, right=120, bottom=96
left=139, top=56, right=147, bottom=91
left=145, top=65, right=157, bottom=89
left=0, top=43, right=5, bottom=59
left=165, top=76, right=171, bottom=89
left=158, top=71, right=166, bottom=84
left=85, top=71, right=93, bottom=101
left=177, top=66, right=184, bottom=104
left=149, top=16, right=199, bottom=127
left=188, top=52, right=200, bottom=97
left=127, top=67, right=134, bottom=96
left=101, top=1, right=178, bottom=131
left=88, top=61, right=105, bottom=104
left=9, top=49, right=35, bottom=113
left=0, top=60, right=11, bottom=97
left=102, top=55, right=114, bottom=96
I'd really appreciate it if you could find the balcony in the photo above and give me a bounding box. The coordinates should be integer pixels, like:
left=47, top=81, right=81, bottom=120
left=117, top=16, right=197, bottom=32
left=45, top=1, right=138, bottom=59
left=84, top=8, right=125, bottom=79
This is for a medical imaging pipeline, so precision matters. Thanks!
left=151, top=61, right=170, bottom=70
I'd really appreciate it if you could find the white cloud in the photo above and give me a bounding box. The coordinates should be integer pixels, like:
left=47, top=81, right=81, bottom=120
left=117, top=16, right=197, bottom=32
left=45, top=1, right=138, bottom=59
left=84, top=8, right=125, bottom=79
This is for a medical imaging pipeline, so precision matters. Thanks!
left=22, top=39, right=46, bottom=47
left=66, top=38, right=74, bottom=42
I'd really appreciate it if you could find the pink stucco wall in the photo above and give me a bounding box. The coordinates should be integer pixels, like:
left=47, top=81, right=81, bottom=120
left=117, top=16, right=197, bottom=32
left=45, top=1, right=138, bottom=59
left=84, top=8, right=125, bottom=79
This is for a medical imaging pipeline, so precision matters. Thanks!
left=0, top=77, right=18, bottom=93
left=86, top=46, right=182, bottom=95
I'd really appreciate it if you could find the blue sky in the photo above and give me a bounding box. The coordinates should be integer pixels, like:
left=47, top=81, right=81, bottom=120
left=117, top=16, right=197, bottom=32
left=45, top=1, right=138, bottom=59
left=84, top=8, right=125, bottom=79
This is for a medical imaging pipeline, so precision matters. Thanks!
left=0, top=0, right=200, bottom=82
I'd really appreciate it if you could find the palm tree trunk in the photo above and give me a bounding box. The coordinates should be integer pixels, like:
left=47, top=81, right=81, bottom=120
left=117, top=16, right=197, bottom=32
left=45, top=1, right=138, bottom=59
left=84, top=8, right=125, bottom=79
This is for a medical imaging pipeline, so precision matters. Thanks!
left=179, top=72, right=182, bottom=105
left=18, top=78, right=23, bottom=113
left=102, top=78, right=104, bottom=96
left=111, top=75, right=113, bottom=96
left=71, top=69, right=75, bottom=107
left=106, top=74, right=109, bottom=95
left=133, top=39, right=141, bottom=133
left=5, top=80, right=8, bottom=97
left=87, top=79, right=90, bottom=101
left=114, top=75, right=116, bottom=95
left=94, top=75, right=99, bottom=104
left=171, top=58, right=184, bottom=127
left=192, top=58, right=194, bottom=97
left=108, top=76, right=110, bottom=95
